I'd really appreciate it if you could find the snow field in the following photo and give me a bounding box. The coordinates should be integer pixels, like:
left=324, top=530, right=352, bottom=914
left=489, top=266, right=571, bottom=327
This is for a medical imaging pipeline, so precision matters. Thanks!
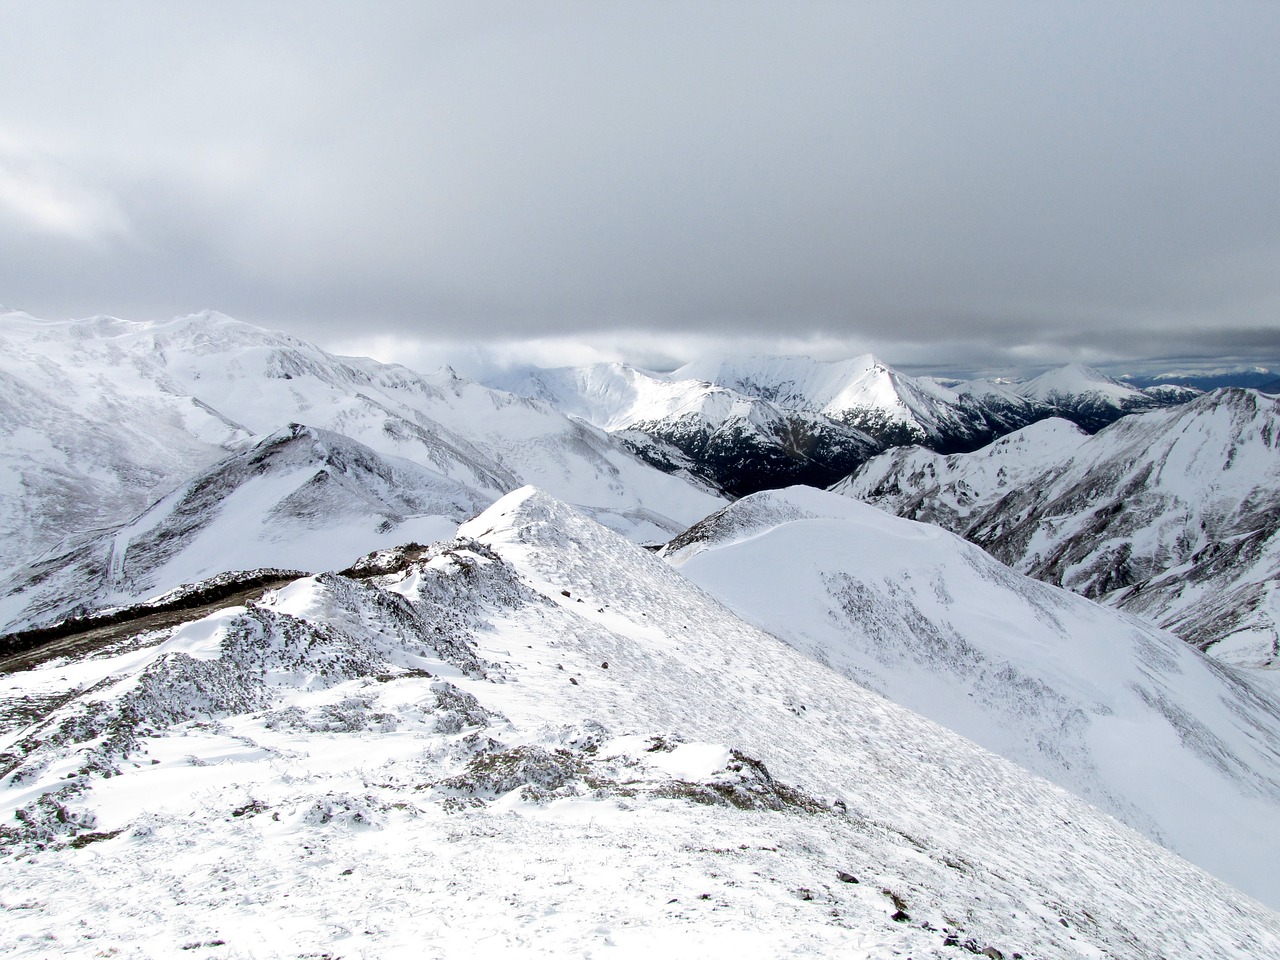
left=666, top=486, right=1280, bottom=906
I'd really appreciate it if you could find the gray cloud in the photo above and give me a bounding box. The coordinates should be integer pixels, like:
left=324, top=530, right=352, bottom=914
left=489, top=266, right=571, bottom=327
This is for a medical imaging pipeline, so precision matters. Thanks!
left=2, top=1, right=1277, bottom=375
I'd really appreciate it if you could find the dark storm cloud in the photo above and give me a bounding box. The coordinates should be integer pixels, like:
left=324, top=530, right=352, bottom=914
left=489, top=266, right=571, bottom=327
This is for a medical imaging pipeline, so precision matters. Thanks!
left=2, top=1, right=1278, bottom=374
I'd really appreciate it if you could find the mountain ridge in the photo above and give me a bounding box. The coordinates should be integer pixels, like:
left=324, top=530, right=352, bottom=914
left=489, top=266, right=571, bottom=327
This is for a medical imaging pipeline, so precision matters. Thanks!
left=665, top=484, right=1280, bottom=904
left=4, top=309, right=1280, bottom=953
left=489, top=352, right=1199, bottom=489
left=5, top=488, right=1278, bottom=957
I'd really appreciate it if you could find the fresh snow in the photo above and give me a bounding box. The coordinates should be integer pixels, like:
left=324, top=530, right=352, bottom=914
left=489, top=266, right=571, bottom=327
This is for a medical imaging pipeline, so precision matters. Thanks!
left=1012, top=363, right=1179, bottom=431
left=675, top=354, right=965, bottom=438
left=0, top=424, right=477, bottom=632
left=1015, top=363, right=1145, bottom=405
left=832, top=418, right=1091, bottom=529
left=3, top=488, right=1278, bottom=958
left=484, top=362, right=882, bottom=497
left=669, top=354, right=1131, bottom=450
left=1, top=309, right=1273, bottom=956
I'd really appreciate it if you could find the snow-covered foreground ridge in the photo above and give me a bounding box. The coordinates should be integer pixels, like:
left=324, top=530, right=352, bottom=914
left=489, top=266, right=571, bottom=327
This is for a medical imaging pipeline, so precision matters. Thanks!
left=665, top=486, right=1280, bottom=907
left=3, top=488, right=1279, bottom=958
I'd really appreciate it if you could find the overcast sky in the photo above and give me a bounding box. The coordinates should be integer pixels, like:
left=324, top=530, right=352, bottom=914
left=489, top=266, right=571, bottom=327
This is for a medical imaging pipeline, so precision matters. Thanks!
left=2, top=1, right=1277, bottom=377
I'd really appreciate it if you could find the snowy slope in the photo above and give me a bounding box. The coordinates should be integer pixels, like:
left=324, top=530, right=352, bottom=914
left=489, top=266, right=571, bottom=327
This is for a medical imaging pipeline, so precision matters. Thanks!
left=0, top=310, right=248, bottom=581
left=665, top=486, right=1280, bottom=905
left=837, top=389, right=1280, bottom=666
left=833, top=418, right=1090, bottom=528
left=487, top=363, right=881, bottom=496
left=3, top=488, right=1278, bottom=957
left=0, top=311, right=724, bottom=611
left=0, top=424, right=485, bottom=633
left=485, top=362, right=690, bottom=431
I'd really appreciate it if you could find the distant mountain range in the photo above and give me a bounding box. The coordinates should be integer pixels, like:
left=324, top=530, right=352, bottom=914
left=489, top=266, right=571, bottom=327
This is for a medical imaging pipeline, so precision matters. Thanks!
left=1119, top=367, right=1278, bottom=392
left=485, top=362, right=881, bottom=497
left=488, top=356, right=1200, bottom=496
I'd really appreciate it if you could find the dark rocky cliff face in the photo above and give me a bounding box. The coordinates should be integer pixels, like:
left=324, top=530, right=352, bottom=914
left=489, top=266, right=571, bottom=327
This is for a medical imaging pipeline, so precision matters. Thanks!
left=622, top=411, right=881, bottom=498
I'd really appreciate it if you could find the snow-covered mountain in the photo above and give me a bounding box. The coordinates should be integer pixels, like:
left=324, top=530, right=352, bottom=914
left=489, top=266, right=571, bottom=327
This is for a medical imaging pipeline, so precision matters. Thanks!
left=0, top=312, right=248, bottom=581
left=1014, top=362, right=1198, bottom=431
left=665, top=485, right=1280, bottom=904
left=486, top=363, right=881, bottom=497
left=0, top=424, right=487, bottom=633
left=838, top=389, right=1280, bottom=666
left=832, top=417, right=1091, bottom=530
left=679, top=354, right=1200, bottom=443
left=675, top=354, right=1053, bottom=451
left=4, top=488, right=1278, bottom=957
left=0, top=311, right=723, bottom=624
left=486, top=356, right=1204, bottom=499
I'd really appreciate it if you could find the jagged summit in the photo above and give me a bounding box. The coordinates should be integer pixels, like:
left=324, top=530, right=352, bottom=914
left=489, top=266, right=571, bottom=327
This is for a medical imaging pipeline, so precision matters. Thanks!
left=488, top=354, right=1074, bottom=498
left=677, top=352, right=948, bottom=425
left=487, top=363, right=881, bottom=497
left=488, top=353, right=1205, bottom=500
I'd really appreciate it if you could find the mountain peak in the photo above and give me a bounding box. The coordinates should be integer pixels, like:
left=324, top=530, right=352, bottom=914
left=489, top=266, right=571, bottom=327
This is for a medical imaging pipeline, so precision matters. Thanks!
left=458, top=485, right=623, bottom=557
left=1024, top=362, right=1124, bottom=391
left=1014, top=362, right=1164, bottom=429
left=457, top=484, right=547, bottom=540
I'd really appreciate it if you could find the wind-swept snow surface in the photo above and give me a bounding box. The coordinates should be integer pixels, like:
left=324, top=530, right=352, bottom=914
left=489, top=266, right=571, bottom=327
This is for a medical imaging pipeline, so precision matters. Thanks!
left=4, top=489, right=1278, bottom=957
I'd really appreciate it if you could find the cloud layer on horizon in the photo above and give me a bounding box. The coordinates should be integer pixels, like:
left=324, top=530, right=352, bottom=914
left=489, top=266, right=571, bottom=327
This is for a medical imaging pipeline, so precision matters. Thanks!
left=2, top=2, right=1277, bottom=375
